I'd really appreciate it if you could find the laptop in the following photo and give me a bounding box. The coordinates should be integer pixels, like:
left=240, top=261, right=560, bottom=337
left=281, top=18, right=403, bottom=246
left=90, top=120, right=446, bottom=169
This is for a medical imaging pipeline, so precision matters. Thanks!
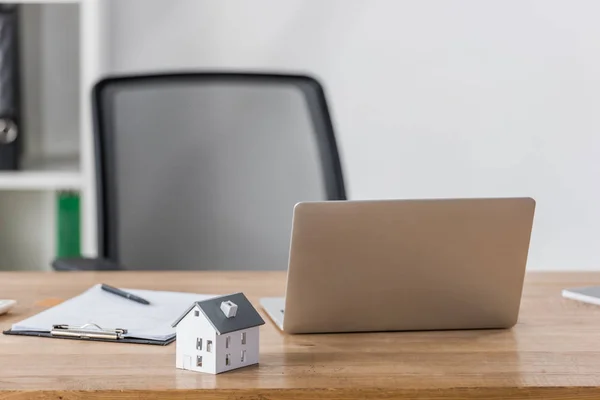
left=260, top=197, right=536, bottom=334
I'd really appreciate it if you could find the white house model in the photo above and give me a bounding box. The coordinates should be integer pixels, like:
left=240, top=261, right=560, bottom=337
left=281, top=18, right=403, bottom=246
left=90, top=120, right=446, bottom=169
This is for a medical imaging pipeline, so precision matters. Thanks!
left=172, top=292, right=265, bottom=374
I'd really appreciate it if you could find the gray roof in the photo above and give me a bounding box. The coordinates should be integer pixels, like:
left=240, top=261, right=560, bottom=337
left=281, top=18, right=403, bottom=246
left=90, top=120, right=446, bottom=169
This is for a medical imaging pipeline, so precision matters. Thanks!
left=171, top=292, right=265, bottom=335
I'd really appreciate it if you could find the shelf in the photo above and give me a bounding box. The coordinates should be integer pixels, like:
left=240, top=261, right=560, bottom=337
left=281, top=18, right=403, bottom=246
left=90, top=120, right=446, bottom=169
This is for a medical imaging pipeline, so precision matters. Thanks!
left=0, top=155, right=82, bottom=190
left=10, top=0, right=80, bottom=3
left=0, top=171, right=81, bottom=190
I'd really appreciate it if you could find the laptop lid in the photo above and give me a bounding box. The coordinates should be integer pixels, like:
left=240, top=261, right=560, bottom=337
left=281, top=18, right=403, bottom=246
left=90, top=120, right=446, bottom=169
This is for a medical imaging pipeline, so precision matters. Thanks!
left=280, top=197, right=535, bottom=334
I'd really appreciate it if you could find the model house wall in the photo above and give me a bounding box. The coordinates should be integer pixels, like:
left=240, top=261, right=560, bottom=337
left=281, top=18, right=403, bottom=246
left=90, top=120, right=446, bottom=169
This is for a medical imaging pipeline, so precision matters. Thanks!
left=175, top=305, right=217, bottom=374
left=214, top=326, right=259, bottom=373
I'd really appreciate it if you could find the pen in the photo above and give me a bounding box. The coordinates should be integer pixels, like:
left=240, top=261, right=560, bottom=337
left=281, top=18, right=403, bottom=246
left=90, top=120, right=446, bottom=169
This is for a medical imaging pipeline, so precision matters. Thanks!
left=101, top=283, right=151, bottom=305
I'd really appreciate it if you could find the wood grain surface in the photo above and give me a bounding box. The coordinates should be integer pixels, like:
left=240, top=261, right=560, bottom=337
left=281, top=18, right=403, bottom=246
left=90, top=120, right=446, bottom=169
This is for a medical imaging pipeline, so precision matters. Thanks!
left=1, top=271, right=600, bottom=399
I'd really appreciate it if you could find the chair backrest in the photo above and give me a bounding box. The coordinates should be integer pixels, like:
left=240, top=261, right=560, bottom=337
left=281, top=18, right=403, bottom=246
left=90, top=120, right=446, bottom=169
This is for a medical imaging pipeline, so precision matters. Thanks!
left=93, top=73, right=346, bottom=270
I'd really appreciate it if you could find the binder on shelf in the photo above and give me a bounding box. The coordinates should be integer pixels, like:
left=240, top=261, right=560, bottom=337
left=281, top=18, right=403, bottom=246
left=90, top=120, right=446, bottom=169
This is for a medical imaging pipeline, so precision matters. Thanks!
left=0, top=4, right=22, bottom=170
left=56, top=191, right=81, bottom=258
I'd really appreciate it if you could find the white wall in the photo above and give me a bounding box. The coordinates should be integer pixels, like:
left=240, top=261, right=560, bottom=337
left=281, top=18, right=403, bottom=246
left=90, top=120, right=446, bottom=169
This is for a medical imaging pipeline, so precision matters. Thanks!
left=104, top=0, right=600, bottom=271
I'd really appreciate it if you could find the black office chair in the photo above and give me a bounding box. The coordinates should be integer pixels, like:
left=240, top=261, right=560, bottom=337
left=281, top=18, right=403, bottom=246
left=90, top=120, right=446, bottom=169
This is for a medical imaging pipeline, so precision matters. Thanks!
left=55, top=73, right=345, bottom=271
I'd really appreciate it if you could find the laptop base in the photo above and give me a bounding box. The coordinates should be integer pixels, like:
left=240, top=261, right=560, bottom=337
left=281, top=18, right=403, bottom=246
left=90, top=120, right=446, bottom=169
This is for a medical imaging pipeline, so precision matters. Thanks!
left=260, top=297, right=285, bottom=331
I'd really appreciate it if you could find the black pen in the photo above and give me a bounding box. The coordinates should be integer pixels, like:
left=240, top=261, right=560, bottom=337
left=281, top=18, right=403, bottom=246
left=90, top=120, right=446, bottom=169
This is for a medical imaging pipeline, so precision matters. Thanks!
left=101, top=283, right=151, bottom=305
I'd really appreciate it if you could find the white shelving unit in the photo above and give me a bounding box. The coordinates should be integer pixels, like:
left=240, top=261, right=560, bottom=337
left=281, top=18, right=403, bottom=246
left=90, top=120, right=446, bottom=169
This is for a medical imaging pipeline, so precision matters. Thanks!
left=0, top=0, right=103, bottom=271
left=0, top=171, right=81, bottom=191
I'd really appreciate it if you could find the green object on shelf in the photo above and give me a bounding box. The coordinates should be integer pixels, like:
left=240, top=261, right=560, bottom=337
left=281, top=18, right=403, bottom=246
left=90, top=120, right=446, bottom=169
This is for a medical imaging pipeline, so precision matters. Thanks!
left=56, top=191, right=81, bottom=258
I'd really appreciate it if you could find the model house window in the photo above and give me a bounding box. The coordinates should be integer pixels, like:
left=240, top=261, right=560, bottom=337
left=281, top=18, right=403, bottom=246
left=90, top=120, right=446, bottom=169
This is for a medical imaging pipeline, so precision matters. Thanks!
left=196, top=338, right=202, bottom=350
left=225, top=354, right=231, bottom=366
left=194, top=310, right=199, bottom=317
left=207, top=340, right=213, bottom=352
left=196, top=356, right=203, bottom=367
left=241, top=332, right=246, bottom=344
left=241, top=350, right=246, bottom=362
left=225, top=336, right=231, bottom=348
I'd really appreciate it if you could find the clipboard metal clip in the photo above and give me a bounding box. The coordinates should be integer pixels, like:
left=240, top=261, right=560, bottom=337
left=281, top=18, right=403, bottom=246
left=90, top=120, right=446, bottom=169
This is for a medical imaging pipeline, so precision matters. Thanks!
left=51, top=323, right=128, bottom=340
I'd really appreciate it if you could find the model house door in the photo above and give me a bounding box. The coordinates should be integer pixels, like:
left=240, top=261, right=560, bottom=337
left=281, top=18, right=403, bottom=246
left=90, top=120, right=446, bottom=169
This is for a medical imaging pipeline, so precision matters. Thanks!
left=183, top=355, right=192, bottom=369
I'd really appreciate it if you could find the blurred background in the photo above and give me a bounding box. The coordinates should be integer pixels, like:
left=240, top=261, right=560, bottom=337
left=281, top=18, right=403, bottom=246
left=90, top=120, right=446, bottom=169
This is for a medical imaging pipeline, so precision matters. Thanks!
left=0, top=0, right=599, bottom=272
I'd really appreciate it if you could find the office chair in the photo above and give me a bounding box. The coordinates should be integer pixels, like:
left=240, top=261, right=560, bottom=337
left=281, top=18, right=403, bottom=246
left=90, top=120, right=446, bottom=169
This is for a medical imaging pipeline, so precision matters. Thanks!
left=57, top=73, right=346, bottom=271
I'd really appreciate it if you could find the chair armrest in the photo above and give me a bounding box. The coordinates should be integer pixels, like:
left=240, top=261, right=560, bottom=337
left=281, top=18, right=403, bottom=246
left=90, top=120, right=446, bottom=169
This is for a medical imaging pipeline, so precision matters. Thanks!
left=51, top=257, right=125, bottom=271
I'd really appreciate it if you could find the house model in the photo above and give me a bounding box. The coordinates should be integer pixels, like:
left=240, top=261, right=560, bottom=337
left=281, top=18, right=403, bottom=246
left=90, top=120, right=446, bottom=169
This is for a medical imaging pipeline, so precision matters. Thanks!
left=172, top=292, right=265, bottom=374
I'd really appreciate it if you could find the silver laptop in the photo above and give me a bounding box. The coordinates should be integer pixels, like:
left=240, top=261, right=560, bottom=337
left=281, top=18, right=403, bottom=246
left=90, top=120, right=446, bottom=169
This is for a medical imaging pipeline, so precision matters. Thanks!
left=260, top=197, right=536, bottom=334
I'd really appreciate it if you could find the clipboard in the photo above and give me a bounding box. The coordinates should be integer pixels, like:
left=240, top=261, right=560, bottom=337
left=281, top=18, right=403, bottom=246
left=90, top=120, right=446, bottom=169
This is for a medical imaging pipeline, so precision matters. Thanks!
left=3, top=284, right=213, bottom=345
left=3, top=323, right=175, bottom=346
left=2, top=325, right=175, bottom=346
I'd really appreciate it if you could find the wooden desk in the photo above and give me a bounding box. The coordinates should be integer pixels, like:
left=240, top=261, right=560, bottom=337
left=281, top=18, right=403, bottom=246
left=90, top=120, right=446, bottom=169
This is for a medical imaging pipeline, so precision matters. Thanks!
left=1, top=272, right=600, bottom=399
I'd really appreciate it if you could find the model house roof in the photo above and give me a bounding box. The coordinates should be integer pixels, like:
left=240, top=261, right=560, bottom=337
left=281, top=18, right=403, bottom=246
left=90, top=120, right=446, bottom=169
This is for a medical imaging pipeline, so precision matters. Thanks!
left=172, top=292, right=265, bottom=335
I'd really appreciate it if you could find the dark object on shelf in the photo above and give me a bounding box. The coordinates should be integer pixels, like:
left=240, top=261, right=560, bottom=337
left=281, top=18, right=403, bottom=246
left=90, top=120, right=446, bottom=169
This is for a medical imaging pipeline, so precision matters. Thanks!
left=51, top=257, right=124, bottom=271
left=0, top=4, right=22, bottom=170
left=56, top=191, right=81, bottom=258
